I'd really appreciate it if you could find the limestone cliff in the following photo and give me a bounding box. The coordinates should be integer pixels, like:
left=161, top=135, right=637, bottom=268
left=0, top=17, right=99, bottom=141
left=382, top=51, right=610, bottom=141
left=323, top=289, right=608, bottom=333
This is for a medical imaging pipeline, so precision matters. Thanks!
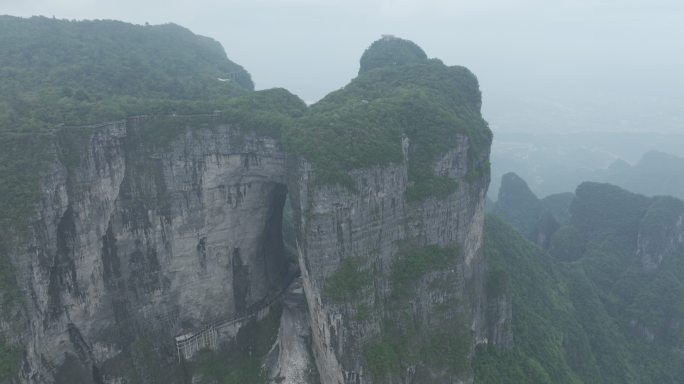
left=287, top=36, right=493, bottom=383
left=0, top=35, right=494, bottom=384
left=3, top=118, right=292, bottom=383
left=289, top=139, right=490, bottom=384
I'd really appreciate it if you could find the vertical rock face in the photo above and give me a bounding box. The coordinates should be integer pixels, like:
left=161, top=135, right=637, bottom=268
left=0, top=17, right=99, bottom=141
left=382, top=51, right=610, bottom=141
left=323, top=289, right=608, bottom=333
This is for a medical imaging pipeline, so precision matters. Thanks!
left=484, top=294, right=512, bottom=348
left=281, top=36, right=493, bottom=383
left=4, top=121, right=491, bottom=383
left=1, top=36, right=495, bottom=384
left=636, top=196, right=684, bottom=272
left=265, top=277, right=320, bottom=384
left=9, top=120, right=290, bottom=383
left=289, top=135, right=490, bottom=383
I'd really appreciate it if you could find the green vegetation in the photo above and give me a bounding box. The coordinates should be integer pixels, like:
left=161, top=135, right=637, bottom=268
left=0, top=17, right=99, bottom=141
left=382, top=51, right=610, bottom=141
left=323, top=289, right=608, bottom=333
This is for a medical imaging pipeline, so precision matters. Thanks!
left=0, top=251, right=23, bottom=315
left=354, top=303, right=370, bottom=321
left=284, top=51, right=491, bottom=198
left=118, top=335, right=183, bottom=383
left=0, top=339, right=21, bottom=381
left=57, top=125, right=94, bottom=171
left=0, top=134, right=54, bottom=238
left=493, top=173, right=578, bottom=250
left=191, top=304, right=282, bottom=384
left=466, top=160, right=491, bottom=182
left=486, top=268, right=509, bottom=298
left=220, top=88, right=307, bottom=138
left=0, top=18, right=304, bottom=315
left=476, top=215, right=623, bottom=384
left=363, top=311, right=471, bottom=382
left=0, top=19, right=491, bottom=204
left=390, top=243, right=459, bottom=299
left=0, top=16, right=275, bottom=325
left=474, top=345, right=554, bottom=384
left=570, top=182, right=648, bottom=244
left=363, top=339, right=401, bottom=381
left=359, top=36, right=428, bottom=74
left=324, top=257, right=371, bottom=303
left=0, top=18, right=496, bottom=384
left=282, top=197, right=299, bottom=265
left=493, top=172, right=546, bottom=237
left=477, top=186, right=684, bottom=384
left=361, top=243, right=467, bottom=381
left=541, top=192, right=574, bottom=224
left=0, top=133, right=54, bottom=313
left=111, top=89, right=307, bottom=153
left=0, top=16, right=252, bottom=133
left=421, top=330, right=471, bottom=374
left=547, top=225, right=584, bottom=261
left=0, top=22, right=302, bottom=383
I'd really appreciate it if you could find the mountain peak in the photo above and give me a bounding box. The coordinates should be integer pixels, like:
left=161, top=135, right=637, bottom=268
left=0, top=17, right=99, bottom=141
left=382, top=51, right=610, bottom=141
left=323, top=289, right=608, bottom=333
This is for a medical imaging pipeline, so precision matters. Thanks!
left=358, top=35, right=428, bottom=74
left=498, top=172, right=539, bottom=206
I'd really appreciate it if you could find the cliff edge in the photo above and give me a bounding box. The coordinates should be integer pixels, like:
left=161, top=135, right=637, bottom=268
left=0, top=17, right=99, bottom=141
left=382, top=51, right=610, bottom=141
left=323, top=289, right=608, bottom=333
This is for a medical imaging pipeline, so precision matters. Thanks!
left=0, top=26, right=493, bottom=384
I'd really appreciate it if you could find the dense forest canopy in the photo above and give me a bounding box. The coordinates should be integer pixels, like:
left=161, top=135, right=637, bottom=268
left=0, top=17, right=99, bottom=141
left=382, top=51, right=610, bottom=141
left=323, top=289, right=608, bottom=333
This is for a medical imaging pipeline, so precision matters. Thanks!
left=0, top=16, right=253, bottom=132
left=286, top=42, right=491, bottom=197
left=359, top=36, right=428, bottom=74
left=478, top=178, right=684, bottom=384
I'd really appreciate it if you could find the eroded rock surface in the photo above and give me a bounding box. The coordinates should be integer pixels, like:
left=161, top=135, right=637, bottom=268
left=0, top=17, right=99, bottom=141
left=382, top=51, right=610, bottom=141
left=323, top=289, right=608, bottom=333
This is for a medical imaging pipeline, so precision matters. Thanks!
left=9, top=120, right=290, bottom=383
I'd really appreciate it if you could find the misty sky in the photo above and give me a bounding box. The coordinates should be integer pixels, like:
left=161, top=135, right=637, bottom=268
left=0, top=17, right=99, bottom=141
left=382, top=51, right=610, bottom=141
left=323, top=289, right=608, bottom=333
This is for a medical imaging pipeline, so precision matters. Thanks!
left=2, top=0, right=683, bottom=132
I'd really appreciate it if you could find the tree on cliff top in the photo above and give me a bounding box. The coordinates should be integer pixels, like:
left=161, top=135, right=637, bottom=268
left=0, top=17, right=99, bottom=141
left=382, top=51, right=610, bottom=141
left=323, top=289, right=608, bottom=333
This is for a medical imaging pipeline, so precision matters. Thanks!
left=359, top=35, right=428, bottom=74
left=0, top=16, right=253, bottom=132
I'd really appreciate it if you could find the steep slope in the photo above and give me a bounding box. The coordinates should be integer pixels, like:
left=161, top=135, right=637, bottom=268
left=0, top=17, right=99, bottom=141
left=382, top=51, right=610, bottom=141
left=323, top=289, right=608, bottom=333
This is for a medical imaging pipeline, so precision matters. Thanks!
left=477, top=215, right=639, bottom=384
left=358, top=35, right=428, bottom=74
left=1, top=90, right=309, bottom=383
left=0, top=16, right=252, bottom=133
left=494, top=172, right=546, bottom=236
left=288, top=36, right=492, bottom=383
left=540, top=192, right=574, bottom=225
left=564, top=183, right=684, bottom=358
left=0, top=22, right=494, bottom=384
left=0, top=18, right=306, bottom=383
left=477, top=183, right=684, bottom=383
left=492, top=172, right=567, bottom=248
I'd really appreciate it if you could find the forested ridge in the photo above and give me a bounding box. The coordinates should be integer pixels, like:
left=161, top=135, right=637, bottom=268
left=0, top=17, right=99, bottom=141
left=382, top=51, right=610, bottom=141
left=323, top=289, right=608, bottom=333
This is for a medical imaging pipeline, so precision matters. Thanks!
left=10, top=16, right=682, bottom=384
left=0, top=15, right=253, bottom=133
left=477, top=181, right=684, bottom=383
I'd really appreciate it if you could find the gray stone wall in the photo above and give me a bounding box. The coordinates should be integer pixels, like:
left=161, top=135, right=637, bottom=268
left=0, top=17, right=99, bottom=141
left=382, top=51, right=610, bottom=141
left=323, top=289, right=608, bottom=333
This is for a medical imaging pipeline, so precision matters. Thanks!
left=9, top=120, right=289, bottom=383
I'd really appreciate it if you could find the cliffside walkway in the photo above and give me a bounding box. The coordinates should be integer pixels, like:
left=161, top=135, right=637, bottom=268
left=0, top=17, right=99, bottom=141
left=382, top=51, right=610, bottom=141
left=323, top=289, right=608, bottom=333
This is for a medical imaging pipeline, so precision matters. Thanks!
left=174, top=291, right=286, bottom=362
left=217, top=70, right=249, bottom=82
left=57, top=110, right=225, bottom=130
